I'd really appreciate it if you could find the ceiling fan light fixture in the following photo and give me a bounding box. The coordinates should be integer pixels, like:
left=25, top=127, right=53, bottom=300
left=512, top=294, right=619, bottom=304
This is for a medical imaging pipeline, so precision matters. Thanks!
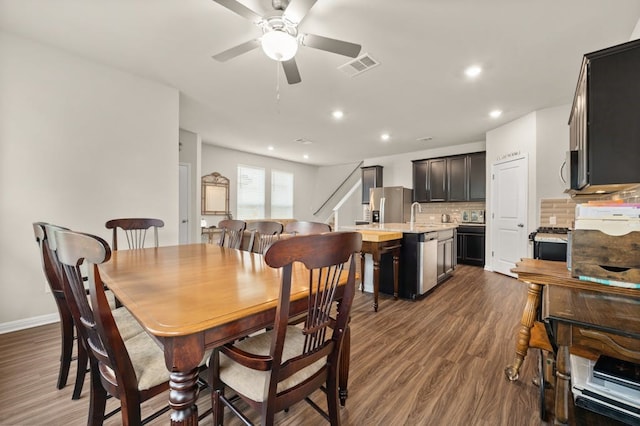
left=261, top=30, right=298, bottom=61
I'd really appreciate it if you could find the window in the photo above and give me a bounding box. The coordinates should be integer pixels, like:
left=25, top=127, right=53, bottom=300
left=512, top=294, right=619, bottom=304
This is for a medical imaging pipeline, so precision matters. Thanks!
left=271, top=170, right=293, bottom=218
left=237, top=165, right=265, bottom=219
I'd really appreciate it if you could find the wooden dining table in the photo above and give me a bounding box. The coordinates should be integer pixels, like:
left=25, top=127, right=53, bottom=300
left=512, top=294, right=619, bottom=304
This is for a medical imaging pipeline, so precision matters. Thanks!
left=98, top=243, right=352, bottom=425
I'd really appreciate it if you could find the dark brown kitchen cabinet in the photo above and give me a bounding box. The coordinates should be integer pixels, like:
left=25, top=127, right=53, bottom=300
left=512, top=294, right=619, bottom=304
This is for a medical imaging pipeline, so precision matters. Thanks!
left=412, top=161, right=428, bottom=202
left=428, top=158, right=447, bottom=202
left=437, top=229, right=456, bottom=283
left=457, top=225, right=485, bottom=266
left=468, top=152, right=486, bottom=201
left=361, top=165, right=383, bottom=205
left=447, top=155, right=467, bottom=201
left=412, top=152, right=485, bottom=202
left=569, top=39, right=640, bottom=191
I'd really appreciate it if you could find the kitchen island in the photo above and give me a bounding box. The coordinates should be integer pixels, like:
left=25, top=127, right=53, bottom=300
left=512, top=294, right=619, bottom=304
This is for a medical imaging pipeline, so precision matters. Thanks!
left=355, top=229, right=403, bottom=312
left=343, top=222, right=458, bottom=301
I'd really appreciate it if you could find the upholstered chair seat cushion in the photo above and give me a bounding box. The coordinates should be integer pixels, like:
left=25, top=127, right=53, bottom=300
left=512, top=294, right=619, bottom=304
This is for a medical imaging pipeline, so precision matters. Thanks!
left=219, top=326, right=327, bottom=402
left=99, top=331, right=210, bottom=391
left=111, top=307, right=145, bottom=341
left=120, top=331, right=171, bottom=390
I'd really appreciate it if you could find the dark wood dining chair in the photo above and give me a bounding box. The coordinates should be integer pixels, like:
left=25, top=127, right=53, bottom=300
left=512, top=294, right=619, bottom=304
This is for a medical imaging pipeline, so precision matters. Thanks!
left=105, top=218, right=164, bottom=250
left=209, top=231, right=362, bottom=426
left=51, top=228, right=192, bottom=425
left=105, top=218, right=164, bottom=308
left=34, top=222, right=146, bottom=402
left=284, top=221, right=331, bottom=236
left=247, top=221, right=284, bottom=254
left=33, top=222, right=87, bottom=400
left=217, top=219, right=247, bottom=249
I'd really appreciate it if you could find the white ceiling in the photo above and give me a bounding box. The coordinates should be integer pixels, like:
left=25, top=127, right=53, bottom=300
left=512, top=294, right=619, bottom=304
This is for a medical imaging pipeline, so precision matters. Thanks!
left=1, top=0, right=639, bottom=166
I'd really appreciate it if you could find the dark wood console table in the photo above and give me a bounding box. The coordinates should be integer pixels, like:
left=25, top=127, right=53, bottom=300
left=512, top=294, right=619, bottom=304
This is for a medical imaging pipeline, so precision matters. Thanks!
left=357, top=231, right=402, bottom=312
left=507, top=259, right=640, bottom=424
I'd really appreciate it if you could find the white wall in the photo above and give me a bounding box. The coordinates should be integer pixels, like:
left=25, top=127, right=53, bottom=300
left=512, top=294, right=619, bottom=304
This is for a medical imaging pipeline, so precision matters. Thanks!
left=535, top=104, right=571, bottom=200
left=631, top=17, right=640, bottom=39
left=314, top=162, right=362, bottom=208
left=0, top=33, right=179, bottom=329
left=200, top=144, right=320, bottom=223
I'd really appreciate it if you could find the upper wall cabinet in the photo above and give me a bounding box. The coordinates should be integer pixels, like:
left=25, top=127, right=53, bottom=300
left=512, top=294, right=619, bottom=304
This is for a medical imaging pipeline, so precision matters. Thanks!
left=447, top=155, right=467, bottom=202
left=569, top=39, right=640, bottom=191
left=467, top=152, right=486, bottom=201
left=412, top=152, right=485, bottom=202
left=361, top=165, right=383, bottom=205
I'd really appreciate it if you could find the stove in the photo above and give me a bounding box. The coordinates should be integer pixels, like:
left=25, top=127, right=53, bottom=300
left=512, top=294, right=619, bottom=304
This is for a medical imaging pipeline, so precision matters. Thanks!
left=529, top=227, right=570, bottom=261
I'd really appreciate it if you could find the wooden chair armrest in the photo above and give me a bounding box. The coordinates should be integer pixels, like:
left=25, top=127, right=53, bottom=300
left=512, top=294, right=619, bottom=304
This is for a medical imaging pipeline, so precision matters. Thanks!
left=220, top=344, right=272, bottom=371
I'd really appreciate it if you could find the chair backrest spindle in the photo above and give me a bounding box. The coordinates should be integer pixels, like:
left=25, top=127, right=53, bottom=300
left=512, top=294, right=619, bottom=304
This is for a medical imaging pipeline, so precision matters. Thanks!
left=217, top=219, right=246, bottom=249
left=105, top=218, right=164, bottom=250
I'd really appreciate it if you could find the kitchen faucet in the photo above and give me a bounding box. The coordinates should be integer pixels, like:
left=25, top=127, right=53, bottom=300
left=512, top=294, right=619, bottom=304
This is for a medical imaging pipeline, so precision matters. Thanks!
left=410, top=202, right=422, bottom=227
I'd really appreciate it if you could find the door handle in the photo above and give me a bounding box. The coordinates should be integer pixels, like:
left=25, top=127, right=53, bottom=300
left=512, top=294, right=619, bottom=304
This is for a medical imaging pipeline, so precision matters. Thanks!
left=181, top=220, right=188, bottom=223
left=517, top=223, right=524, bottom=228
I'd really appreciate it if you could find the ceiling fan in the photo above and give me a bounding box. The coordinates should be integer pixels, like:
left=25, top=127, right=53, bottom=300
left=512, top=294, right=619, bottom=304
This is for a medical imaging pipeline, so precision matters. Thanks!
left=211, top=0, right=362, bottom=84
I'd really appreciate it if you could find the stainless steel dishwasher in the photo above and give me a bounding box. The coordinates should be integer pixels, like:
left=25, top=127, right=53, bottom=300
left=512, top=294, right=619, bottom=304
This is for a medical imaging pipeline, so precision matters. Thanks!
left=418, top=232, right=438, bottom=295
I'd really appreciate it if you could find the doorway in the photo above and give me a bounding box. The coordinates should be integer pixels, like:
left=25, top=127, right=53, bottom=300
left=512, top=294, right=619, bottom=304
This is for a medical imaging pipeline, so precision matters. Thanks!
left=179, top=163, right=191, bottom=244
left=491, top=155, right=528, bottom=277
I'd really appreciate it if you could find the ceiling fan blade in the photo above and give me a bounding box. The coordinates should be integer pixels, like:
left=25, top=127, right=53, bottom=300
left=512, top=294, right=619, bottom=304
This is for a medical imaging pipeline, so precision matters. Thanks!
left=301, top=33, right=362, bottom=58
left=212, top=39, right=260, bottom=62
left=211, top=0, right=263, bottom=23
left=282, top=59, right=302, bottom=84
left=282, top=0, right=318, bottom=24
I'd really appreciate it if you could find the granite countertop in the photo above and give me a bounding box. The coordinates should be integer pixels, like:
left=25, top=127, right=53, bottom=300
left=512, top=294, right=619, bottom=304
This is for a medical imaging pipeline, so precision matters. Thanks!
left=341, top=222, right=459, bottom=234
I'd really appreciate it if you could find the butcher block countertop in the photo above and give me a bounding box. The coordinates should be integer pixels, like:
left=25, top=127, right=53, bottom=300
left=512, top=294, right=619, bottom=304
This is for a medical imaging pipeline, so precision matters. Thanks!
left=342, top=222, right=458, bottom=234
left=355, top=229, right=403, bottom=242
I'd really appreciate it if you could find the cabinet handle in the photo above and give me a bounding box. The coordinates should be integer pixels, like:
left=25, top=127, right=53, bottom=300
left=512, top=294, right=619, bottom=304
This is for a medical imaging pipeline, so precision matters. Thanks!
left=517, top=223, right=524, bottom=228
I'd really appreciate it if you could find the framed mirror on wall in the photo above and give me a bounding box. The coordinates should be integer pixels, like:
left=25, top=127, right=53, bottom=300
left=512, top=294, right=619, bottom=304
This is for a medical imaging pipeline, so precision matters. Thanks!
left=202, top=172, right=230, bottom=216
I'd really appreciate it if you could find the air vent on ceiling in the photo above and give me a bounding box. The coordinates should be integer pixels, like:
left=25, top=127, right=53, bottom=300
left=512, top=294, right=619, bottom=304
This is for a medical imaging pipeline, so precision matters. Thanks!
left=338, top=53, right=379, bottom=77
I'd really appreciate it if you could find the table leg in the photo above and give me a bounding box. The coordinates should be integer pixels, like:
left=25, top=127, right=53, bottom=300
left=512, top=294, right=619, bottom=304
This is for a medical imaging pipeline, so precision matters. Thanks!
left=339, top=324, right=351, bottom=406
left=169, top=369, right=201, bottom=425
left=359, top=253, right=365, bottom=292
left=165, top=335, right=204, bottom=425
left=372, top=255, right=380, bottom=312
left=392, top=250, right=399, bottom=300
left=554, top=324, right=571, bottom=424
left=505, top=281, right=543, bottom=381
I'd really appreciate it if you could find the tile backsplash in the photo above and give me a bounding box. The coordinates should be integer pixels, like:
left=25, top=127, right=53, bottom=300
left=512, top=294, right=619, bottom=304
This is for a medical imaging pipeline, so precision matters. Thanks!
left=539, top=185, right=640, bottom=228
left=414, top=202, right=486, bottom=224
left=539, top=198, right=577, bottom=228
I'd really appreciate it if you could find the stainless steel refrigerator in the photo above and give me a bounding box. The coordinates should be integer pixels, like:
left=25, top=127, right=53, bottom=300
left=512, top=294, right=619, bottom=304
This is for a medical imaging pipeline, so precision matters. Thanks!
left=369, top=186, right=412, bottom=224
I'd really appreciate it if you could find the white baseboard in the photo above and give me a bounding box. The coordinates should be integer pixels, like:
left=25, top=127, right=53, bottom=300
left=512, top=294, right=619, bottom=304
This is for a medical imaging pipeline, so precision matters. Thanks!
left=0, top=313, right=59, bottom=334
left=484, top=264, right=493, bottom=272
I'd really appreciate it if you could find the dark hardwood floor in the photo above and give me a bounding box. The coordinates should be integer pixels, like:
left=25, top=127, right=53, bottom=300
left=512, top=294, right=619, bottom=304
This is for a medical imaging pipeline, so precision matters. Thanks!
left=0, top=265, right=624, bottom=425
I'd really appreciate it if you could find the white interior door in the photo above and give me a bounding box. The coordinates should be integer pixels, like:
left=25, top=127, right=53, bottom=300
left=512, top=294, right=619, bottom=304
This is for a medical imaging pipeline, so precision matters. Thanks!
left=179, top=163, right=190, bottom=244
left=491, top=156, right=528, bottom=277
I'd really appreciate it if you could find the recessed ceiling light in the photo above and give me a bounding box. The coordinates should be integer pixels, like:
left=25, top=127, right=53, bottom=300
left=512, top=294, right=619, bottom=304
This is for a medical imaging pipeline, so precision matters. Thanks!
left=332, top=110, right=344, bottom=119
left=465, top=65, right=482, bottom=78
left=380, top=133, right=390, bottom=141
left=303, top=154, right=309, bottom=159
left=267, top=145, right=274, bottom=151
left=489, top=109, right=502, bottom=118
